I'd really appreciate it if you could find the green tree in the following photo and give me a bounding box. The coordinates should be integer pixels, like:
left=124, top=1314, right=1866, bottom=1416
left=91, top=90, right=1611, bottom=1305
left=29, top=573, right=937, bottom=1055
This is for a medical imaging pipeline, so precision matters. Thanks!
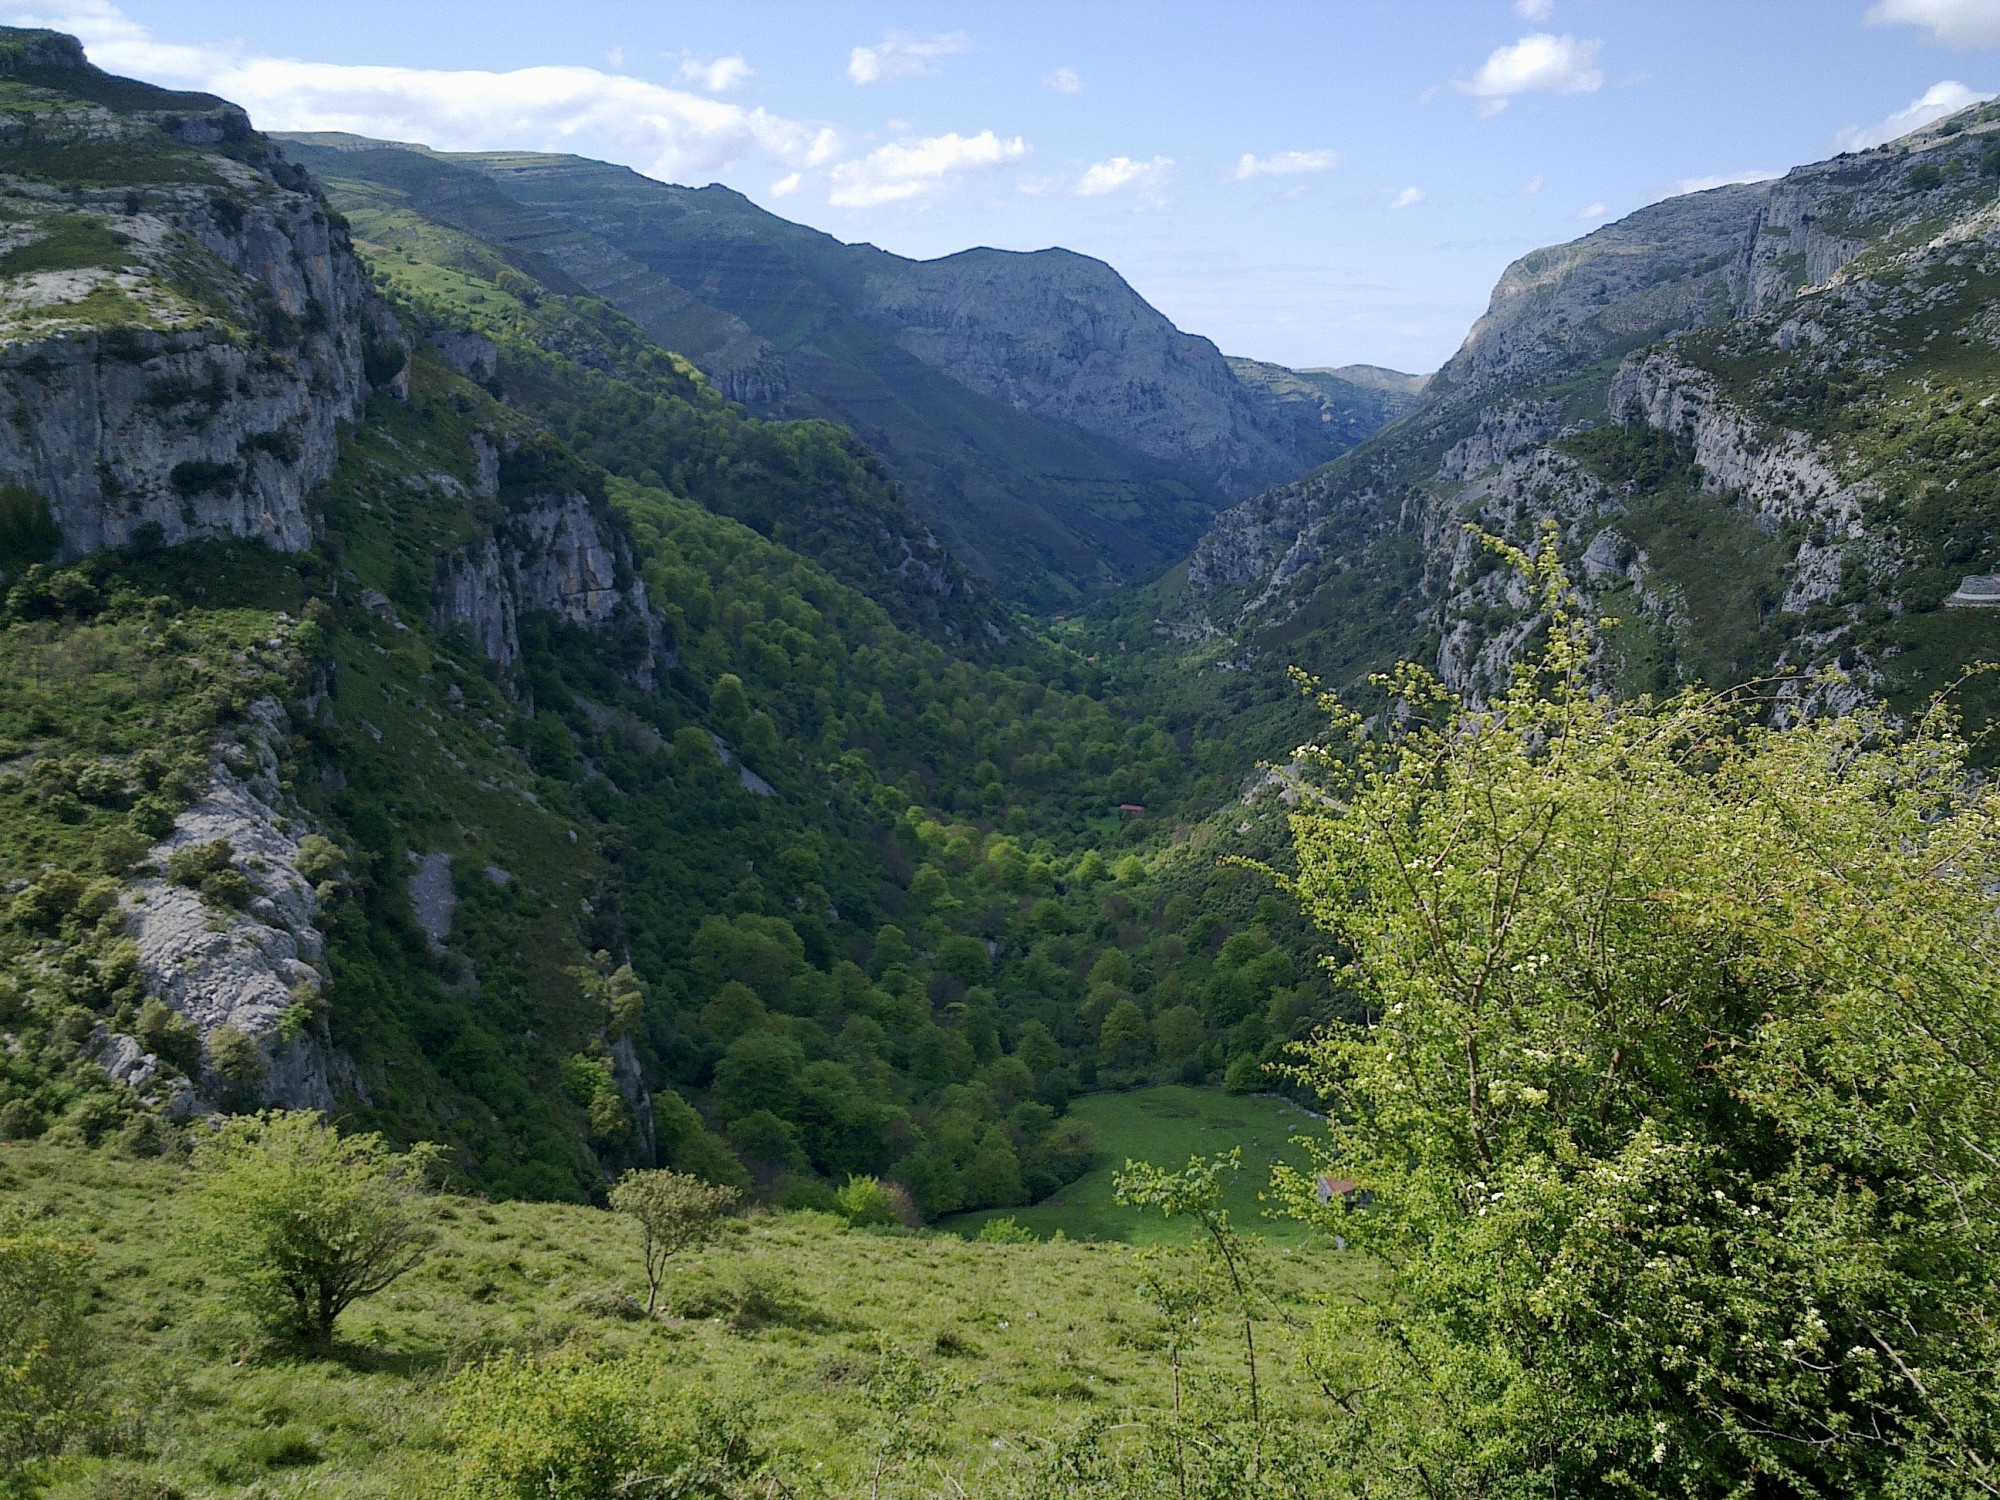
left=1277, top=536, right=2000, bottom=1497
left=0, top=1209, right=97, bottom=1483
left=1152, top=1005, right=1206, bottom=1063
left=608, top=1169, right=739, bottom=1314
left=834, top=1174, right=900, bottom=1227
left=963, top=1126, right=1024, bottom=1208
left=189, top=1111, right=442, bottom=1346
left=934, top=933, right=990, bottom=986
left=1097, top=998, right=1152, bottom=1068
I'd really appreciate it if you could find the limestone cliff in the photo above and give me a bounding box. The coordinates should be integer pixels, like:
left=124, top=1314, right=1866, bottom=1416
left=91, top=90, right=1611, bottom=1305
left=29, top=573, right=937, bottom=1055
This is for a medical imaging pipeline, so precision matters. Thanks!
left=431, top=436, right=667, bottom=687
left=0, top=32, right=402, bottom=560
left=1176, top=97, right=2000, bottom=723
left=861, top=247, right=1307, bottom=490
left=110, top=697, right=350, bottom=1115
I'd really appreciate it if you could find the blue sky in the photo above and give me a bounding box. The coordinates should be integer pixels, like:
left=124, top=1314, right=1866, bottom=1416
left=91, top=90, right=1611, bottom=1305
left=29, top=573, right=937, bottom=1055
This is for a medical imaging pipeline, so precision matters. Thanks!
left=19, top=0, right=2000, bottom=372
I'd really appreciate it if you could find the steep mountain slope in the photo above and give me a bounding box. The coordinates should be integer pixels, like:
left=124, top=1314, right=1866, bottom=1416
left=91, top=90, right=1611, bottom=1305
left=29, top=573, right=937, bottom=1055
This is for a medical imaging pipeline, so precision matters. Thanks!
left=1224, top=358, right=1427, bottom=454
left=0, top=28, right=1350, bottom=1210
left=1171, top=103, right=2000, bottom=742
left=270, top=136, right=1004, bottom=651
left=279, top=136, right=1407, bottom=606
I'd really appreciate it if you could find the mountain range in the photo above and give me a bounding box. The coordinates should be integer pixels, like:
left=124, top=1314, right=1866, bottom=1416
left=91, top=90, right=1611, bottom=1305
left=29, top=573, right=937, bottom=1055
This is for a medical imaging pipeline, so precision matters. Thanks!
left=1, top=18, right=1997, bottom=1207
left=1175, top=105, right=2000, bottom=742
left=279, top=133, right=1419, bottom=607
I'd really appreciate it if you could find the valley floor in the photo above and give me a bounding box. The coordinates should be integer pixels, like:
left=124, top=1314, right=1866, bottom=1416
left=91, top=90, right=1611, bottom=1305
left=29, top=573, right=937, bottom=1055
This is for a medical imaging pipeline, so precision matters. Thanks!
left=9, top=1136, right=1365, bottom=1497
left=943, top=1085, right=1321, bottom=1244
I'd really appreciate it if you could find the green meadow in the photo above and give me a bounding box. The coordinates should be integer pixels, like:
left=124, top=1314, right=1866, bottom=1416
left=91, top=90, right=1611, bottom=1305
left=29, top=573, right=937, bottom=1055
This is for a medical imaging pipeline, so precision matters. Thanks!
left=944, top=1086, right=1325, bottom=1245
left=0, top=1124, right=1367, bottom=1498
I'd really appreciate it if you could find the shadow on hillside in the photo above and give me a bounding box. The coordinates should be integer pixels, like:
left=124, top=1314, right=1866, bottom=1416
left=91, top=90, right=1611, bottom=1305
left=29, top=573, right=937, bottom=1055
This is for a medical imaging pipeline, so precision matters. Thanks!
left=674, top=1270, right=860, bottom=1336
left=307, top=1341, right=451, bottom=1377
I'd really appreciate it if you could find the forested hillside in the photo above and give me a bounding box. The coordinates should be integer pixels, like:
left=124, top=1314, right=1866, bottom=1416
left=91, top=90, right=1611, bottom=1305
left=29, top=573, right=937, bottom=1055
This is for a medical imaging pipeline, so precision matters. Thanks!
left=279, top=134, right=1407, bottom=607
left=0, top=29, right=1342, bottom=1213
left=3, top=18, right=1999, bottom=1498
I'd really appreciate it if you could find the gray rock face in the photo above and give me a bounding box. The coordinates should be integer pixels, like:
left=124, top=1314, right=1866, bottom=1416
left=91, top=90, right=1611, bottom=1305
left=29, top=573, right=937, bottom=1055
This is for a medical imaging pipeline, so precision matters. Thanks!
left=433, top=472, right=665, bottom=685
left=0, top=99, right=398, bottom=558
left=862, top=247, right=1303, bottom=487
left=120, top=697, right=342, bottom=1113
left=1608, top=351, right=1866, bottom=610
left=1432, top=183, right=1773, bottom=400
left=407, top=852, right=455, bottom=951
left=1435, top=401, right=1567, bottom=484
left=1180, top=102, right=2000, bottom=702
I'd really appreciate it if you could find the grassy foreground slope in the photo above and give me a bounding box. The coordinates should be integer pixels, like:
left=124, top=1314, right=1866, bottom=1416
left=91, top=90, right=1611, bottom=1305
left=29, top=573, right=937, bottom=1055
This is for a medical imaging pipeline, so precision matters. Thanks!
left=5, top=1140, right=1362, bottom=1498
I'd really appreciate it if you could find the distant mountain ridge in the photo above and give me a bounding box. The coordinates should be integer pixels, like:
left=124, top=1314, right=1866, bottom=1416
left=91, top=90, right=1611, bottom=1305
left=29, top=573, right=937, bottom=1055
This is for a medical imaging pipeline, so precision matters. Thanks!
left=283, top=134, right=1415, bottom=606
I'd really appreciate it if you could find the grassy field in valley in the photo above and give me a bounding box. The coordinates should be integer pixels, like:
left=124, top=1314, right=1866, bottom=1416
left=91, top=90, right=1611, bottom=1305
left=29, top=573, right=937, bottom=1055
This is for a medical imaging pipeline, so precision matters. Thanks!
left=944, top=1086, right=1325, bottom=1245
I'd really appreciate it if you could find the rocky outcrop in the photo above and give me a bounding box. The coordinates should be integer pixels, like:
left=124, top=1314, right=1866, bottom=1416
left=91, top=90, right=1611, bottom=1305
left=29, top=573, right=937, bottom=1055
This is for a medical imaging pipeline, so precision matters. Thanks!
left=1609, top=351, right=1866, bottom=609
left=1435, top=401, right=1567, bottom=483
left=115, top=697, right=345, bottom=1114
left=0, top=52, right=402, bottom=559
left=432, top=445, right=666, bottom=685
left=1432, top=183, right=1772, bottom=400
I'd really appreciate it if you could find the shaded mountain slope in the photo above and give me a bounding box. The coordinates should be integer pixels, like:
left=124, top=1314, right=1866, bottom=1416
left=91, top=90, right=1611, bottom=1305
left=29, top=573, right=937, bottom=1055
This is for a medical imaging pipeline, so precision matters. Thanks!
left=280, top=137, right=1004, bottom=651
left=282, top=136, right=1411, bottom=606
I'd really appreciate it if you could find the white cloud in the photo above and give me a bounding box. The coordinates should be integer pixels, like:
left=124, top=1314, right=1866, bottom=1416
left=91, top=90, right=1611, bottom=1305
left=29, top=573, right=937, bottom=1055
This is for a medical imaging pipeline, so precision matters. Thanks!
left=606, top=44, right=624, bottom=69
left=11, top=0, right=835, bottom=181
left=1669, top=168, right=1781, bottom=195
left=1832, top=79, right=1994, bottom=149
left=1455, top=33, right=1604, bottom=117
left=1515, top=0, right=1556, bottom=17
left=846, top=31, right=968, bottom=86
left=1389, top=186, right=1425, bottom=210
left=1520, top=173, right=1546, bottom=194
left=1866, top=0, right=2000, bottom=49
left=1229, top=148, right=1339, bottom=181
left=1074, top=154, right=1174, bottom=197
left=1575, top=200, right=1609, bottom=219
left=769, top=172, right=802, bottom=198
left=678, top=54, right=752, bottom=93
left=827, top=129, right=1027, bottom=207
left=1044, top=66, right=1081, bottom=95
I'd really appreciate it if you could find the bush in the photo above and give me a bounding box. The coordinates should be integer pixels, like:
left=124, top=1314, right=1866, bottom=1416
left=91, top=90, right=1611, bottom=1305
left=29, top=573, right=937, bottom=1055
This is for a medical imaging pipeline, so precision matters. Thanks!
left=1221, top=1053, right=1266, bottom=1094
left=445, top=1356, right=761, bottom=1499
left=188, top=1111, right=442, bottom=1346
left=10, top=870, right=86, bottom=933
left=166, top=839, right=233, bottom=891
left=167, top=460, right=238, bottom=497
left=135, top=999, right=200, bottom=1076
left=974, top=1216, right=1036, bottom=1244
left=1280, top=540, right=2000, bottom=1495
left=204, top=1025, right=265, bottom=1090
left=0, top=1100, right=44, bottom=1141
left=0, top=485, right=58, bottom=577
left=0, top=1208, right=98, bottom=1474
left=833, top=1173, right=898, bottom=1227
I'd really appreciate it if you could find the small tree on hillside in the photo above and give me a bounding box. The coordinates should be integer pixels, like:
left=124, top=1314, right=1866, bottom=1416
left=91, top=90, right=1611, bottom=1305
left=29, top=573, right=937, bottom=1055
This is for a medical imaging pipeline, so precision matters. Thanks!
left=609, top=1169, right=739, bottom=1314
left=1115, top=1152, right=1262, bottom=1440
left=190, top=1110, right=442, bottom=1347
left=0, top=1208, right=98, bottom=1480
